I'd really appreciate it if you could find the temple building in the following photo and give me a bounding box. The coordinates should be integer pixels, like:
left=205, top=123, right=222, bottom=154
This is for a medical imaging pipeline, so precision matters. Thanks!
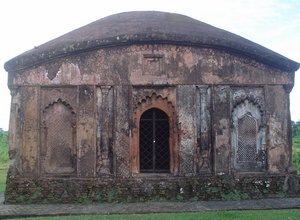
left=4, top=11, right=300, bottom=203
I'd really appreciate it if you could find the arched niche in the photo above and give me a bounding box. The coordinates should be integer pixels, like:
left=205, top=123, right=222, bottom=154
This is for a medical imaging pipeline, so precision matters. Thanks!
left=231, top=99, right=266, bottom=172
left=41, top=99, right=77, bottom=175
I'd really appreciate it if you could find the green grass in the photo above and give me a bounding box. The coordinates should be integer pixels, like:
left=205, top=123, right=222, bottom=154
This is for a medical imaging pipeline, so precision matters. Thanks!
left=7, top=209, right=300, bottom=220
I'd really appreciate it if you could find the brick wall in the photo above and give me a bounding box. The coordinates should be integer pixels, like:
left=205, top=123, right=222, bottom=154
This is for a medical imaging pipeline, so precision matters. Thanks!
left=5, top=175, right=296, bottom=204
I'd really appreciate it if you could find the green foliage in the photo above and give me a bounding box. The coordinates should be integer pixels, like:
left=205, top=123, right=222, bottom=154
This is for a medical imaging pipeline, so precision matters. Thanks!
left=292, top=121, right=300, bottom=137
left=0, top=129, right=8, bottom=192
left=292, top=135, right=300, bottom=173
left=7, top=209, right=300, bottom=220
left=292, top=121, right=300, bottom=172
left=221, top=189, right=250, bottom=201
left=0, top=129, right=9, bottom=166
left=0, top=168, right=7, bottom=192
left=107, top=186, right=119, bottom=203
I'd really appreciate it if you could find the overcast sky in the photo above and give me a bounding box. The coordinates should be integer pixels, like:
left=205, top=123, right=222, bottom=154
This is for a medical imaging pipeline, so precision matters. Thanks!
left=0, top=0, right=299, bottom=130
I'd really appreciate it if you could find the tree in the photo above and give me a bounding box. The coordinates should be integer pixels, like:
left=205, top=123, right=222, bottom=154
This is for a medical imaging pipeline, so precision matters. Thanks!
left=0, top=128, right=9, bottom=164
left=292, top=121, right=300, bottom=137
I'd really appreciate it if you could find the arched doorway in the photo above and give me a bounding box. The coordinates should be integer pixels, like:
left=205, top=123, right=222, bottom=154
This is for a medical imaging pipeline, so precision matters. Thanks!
left=139, top=108, right=170, bottom=173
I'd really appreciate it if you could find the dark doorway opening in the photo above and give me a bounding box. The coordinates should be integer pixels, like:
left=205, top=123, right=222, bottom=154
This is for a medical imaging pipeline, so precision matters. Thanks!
left=140, top=108, right=170, bottom=173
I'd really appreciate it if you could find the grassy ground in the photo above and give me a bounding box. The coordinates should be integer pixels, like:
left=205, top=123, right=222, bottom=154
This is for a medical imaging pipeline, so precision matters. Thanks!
left=7, top=209, right=300, bottom=220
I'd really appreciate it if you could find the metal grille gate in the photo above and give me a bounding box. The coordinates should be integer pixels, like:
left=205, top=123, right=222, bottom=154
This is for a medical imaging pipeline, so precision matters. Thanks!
left=140, top=108, right=170, bottom=173
left=237, top=115, right=257, bottom=163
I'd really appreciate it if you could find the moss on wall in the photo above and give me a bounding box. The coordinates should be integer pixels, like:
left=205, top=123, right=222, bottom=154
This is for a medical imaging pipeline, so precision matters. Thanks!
left=5, top=175, right=295, bottom=204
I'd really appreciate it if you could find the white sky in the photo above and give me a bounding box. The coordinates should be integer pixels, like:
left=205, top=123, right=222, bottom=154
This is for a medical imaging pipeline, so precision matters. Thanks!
left=0, top=0, right=299, bottom=130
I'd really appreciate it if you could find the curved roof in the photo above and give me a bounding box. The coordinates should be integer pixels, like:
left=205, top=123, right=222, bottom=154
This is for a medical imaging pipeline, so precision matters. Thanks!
left=4, top=11, right=299, bottom=72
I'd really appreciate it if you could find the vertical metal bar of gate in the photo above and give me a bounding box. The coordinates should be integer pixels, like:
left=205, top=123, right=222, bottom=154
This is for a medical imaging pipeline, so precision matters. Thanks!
left=152, top=109, right=156, bottom=171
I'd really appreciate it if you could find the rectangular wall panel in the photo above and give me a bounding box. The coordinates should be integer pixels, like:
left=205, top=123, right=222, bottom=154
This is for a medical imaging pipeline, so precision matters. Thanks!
left=177, top=85, right=195, bottom=175
left=78, top=85, right=96, bottom=177
left=21, top=86, right=39, bottom=176
left=195, top=86, right=212, bottom=174
left=96, top=86, right=114, bottom=175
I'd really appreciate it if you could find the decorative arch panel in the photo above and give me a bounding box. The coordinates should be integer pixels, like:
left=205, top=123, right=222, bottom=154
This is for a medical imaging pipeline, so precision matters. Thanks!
left=231, top=99, right=266, bottom=172
left=41, top=99, right=77, bottom=175
left=131, top=93, right=179, bottom=175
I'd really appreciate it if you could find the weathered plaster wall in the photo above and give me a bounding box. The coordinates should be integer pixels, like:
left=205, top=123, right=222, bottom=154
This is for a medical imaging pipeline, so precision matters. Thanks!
left=5, top=44, right=295, bottom=203
left=213, top=86, right=231, bottom=174
left=20, top=86, right=39, bottom=176
left=8, top=45, right=293, bottom=88
left=266, top=85, right=291, bottom=173
left=177, top=85, right=195, bottom=176
left=114, top=85, right=131, bottom=177
left=8, top=88, right=22, bottom=177
left=77, top=85, right=95, bottom=177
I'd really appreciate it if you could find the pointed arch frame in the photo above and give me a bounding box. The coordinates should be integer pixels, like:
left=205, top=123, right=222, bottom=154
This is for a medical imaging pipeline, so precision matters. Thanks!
left=131, top=93, right=179, bottom=175
left=231, top=99, right=266, bottom=172
left=41, top=98, right=77, bottom=175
